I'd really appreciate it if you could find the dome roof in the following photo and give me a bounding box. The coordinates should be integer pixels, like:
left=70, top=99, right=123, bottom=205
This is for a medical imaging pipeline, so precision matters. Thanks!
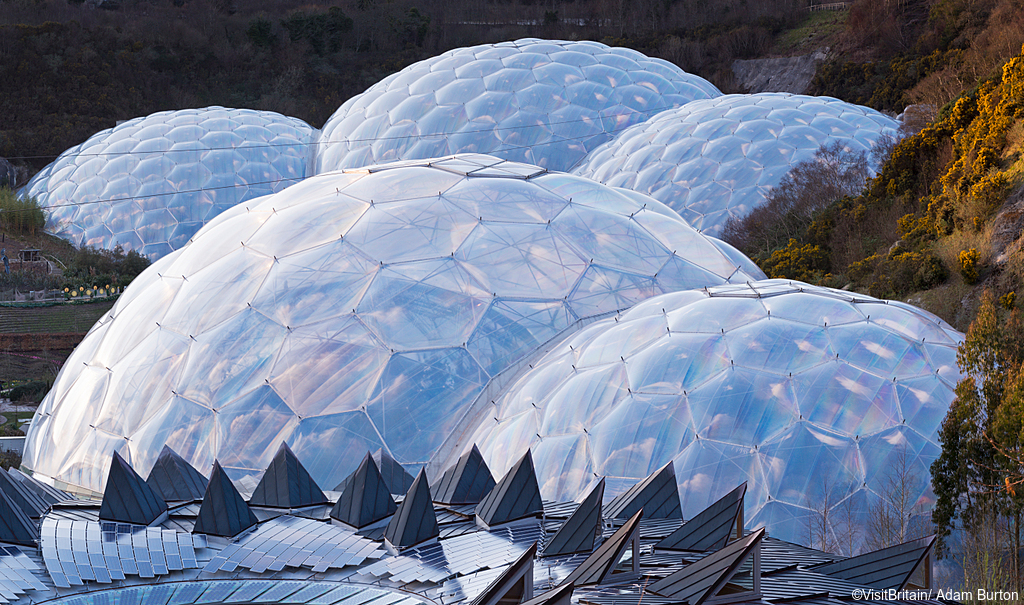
left=22, top=107, right=317, bottom=259
left=461, top=279, right=963, bottom=544
left=572, top=94, right=899, bottom=235
left=23, top=154, right=763, bottom=495
left=315, top=39, right=720, bottom=174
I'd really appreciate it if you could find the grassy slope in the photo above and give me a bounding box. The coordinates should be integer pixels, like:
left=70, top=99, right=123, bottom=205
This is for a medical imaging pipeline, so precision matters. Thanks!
left=0, top=300, right=115, bottom=334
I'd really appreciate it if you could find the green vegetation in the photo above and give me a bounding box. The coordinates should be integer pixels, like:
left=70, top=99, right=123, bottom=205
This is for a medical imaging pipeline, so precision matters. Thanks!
left=0, top=188, right=44, bottom=235
left=932, top=292, right=1024, bottom=592
left=61, top=245, right=149, bottom=291
left=773, top=9, right=847, bottom=54
left=728, top=34, right=1024, bottom=328
left=0, top=450, right=20, bottom=471
left=0, top=299, right=116, bottom=333
left=811, top=0, right=1024, bottom=112
left=7, top=380, right=47, bottom=403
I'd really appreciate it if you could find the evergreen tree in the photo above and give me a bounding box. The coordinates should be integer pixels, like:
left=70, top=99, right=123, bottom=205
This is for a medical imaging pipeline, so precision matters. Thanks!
left=931, top=291, right=1024, bottom=590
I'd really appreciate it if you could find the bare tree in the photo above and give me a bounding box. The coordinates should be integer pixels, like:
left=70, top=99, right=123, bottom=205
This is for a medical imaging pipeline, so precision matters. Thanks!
left=867, top=444, right=932, bottom=551
left=806, top=473, right=861, bottom=557
left=722, top=141, right=869, bottom=255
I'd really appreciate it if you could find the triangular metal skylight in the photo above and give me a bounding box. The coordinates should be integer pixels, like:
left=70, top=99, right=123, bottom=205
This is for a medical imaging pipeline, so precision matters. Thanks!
left=560, top=508, right=643, bottom=587
left=373, top=448, right=415, bottom=496
left=193, top=460, right=259, bottom=538
left=810, top=535, right=936, bottom=591
left=604, top=461, right=681, bottom=520
left=249, top=442, right=329, bottom=508
left=657, top=483, right=746, bottom=552
left=145, top=445, right=209, bottom=502
left=384, top=469, right=438, bottom=550
left=0, top=487, right=38, bottom=546
left=7, top=467, right=72, bottom=505
left=0, top=468, right=49, bottom=518
left=476, top=450, right=543, bottom=528
left=648, top=527, right=765, bottom=605
left=520, top=582, right=574, bottom=605
left=331, top=453, right=397, bottom=528
left=469, top=542, right=537, bottom=605
left=98, top=451, right=168, bottom=526
left=434, top=444, right=496, bottom=505
left=542, top=478, right=604, bottom=557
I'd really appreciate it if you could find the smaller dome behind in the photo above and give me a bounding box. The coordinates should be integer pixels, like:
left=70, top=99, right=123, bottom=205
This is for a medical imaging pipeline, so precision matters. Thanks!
left=573, top=93, right=899, bottom=236
left=22, top=107, right=317, bottom=260
left=315, top=39, right=721, bottom=174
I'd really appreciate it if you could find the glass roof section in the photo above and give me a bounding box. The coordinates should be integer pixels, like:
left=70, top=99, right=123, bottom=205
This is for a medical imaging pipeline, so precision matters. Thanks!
left=22, top=155, right=763, bottom=497
left=572, top=93, right=899, bottom=236
left=461, top=279, right=964, bottom=546
left=21, top=107, right=317, bottom=260
left=315, top=39, right=721, bottom=174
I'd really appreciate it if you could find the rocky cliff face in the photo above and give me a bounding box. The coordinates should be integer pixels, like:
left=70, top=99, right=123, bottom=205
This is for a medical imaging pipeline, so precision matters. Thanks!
left=732, top=50, right=827, bottom=93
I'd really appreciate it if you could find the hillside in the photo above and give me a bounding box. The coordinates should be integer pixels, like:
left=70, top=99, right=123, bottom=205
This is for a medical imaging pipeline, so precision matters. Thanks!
left=1, top=0, right=1022, bottom=333
left=0, top=0, right=813, bottom=177
left=721, top=0, right=1024, bottom=330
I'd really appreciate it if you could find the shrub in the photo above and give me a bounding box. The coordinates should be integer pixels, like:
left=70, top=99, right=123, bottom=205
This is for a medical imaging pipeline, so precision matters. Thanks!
left=9, top=380, right=48, bottom=403
left=0, top=449, right=20, bottom=471
left=848, top=248, right=948, bottom=297
left=62, top=245, right=150, bottom=290
left=959, top=247, right=980, bottom=283
left=760, top=239, right=830, bottom=282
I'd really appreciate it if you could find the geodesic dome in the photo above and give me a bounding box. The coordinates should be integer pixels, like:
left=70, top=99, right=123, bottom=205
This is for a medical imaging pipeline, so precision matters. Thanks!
left=22, top=107, right=317, bottom=260
left=458, top=280, right=963, bottom=545
left=315, top=39, right=721, bottom=174
left=23, top=154, right=764, bottom=495
left=572, top=94, right=899, bottom=236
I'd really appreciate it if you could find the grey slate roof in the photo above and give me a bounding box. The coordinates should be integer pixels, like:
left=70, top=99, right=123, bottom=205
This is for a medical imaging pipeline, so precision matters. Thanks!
left=98, top=452, right=168, bottom=526
left=542, top=478, right=604, bottom=557
left=384, top=469, right=439, bottom=549
left=249, top=442, right=329, bottom=508
left=648, top=527, right=765, bottom=604
left=521, top=582, right=574, bottom=605
left=7, top=468, right=72, bottom=505
left=0, top=486, right=38, bottom=546
left=331, top=453, right=397, bottom=528
left=469, top=542, right=536, bottom=605
left=0, top=468, right=50, bottom=518
left=373, top=448, right=416, bottom=496
left=193, top=460, right=259, bottom=538
left=561, top=508, right=642, bottom=587
left=476, top=451, right=543, bottom=527
left=809, top=535, right=935, bottom=591
left=434, top=445, right=496, bottom=505
left=145, top=446, right=209, bottom=502
left=604, top=462, right=681, bottom=520
left=656, top=483, right=746, bottom=552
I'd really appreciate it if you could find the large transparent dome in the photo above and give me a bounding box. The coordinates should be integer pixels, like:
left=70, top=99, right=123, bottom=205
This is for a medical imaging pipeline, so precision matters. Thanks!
left=315, top=39, right=721, bottom=174
left=460, top=280, right=963, bottom=544
left=22, top=107, right=317, bottom=260
left=23, top=154, right=763, bottom=495
left=572, top=94, right=899, bottom=236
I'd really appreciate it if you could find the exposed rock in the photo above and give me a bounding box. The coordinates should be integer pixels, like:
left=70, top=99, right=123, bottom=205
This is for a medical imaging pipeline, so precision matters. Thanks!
left=732, top=49, right=828, bottom=94
left=991, top=182, right=1024, bottom=266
